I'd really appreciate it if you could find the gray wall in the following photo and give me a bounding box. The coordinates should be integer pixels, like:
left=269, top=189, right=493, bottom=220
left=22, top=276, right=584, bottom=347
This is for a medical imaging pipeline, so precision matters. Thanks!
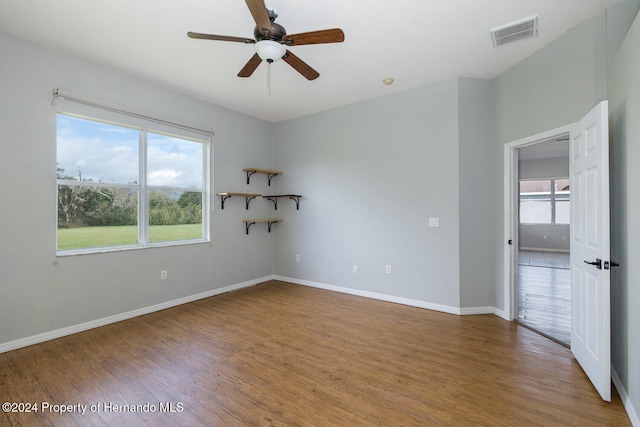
left=519, top=157, right=569, bottom=179
left=492, top=13, right=608, bottom=310
left=458, top=78, right=494, bottom=308
left=272, top=79, right=463, bottom=308
left=0, top=35, right=276, bottom=344
left=518, top=157, right=570, bottom=251
left=608, top=4, right=640, bottom=418
left=493, top=0, right=640, bottom=420
left=271, top=77, right=494, bottom=310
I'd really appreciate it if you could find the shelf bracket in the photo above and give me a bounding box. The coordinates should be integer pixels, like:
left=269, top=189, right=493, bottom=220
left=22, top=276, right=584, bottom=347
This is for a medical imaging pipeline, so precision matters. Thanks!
left=246, top=170, right=257, bottom=185
left=245, top=195, right=256, bottom=210
left=265, top=196, right=278, bottom=210
left=220, top=194, right=258, bottom=210
left=243, top=168, right=282, bottom=186
left=244, top=219, right=281, bottom=234
left=220, top=194, right=232, bottom=209
left=267, top=220, right=279, bottom=232
left=245, top=221, right=255, bottom=235
left=289, top=195, right=300, bottom=210
left=263, top=195, right=301, bottom=210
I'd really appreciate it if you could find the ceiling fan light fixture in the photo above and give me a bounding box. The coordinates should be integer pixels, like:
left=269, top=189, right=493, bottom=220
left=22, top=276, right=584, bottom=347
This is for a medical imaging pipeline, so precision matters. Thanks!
left=255, top=40, right=286, bottom=63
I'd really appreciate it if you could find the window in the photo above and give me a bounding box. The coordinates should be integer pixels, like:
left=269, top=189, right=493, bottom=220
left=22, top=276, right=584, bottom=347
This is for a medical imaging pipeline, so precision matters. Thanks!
left=56, top=113, right=210, bottom=254
left=519, top=178, right=570, bottom=225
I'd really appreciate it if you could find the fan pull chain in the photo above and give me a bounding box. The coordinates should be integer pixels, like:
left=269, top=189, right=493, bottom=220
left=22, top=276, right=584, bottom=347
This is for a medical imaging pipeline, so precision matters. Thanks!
left=267, top=61, right=272, bottom=95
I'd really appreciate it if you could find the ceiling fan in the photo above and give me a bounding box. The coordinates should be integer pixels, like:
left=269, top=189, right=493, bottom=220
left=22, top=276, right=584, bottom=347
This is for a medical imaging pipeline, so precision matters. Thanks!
left=187, top=0, right=344, bottom=81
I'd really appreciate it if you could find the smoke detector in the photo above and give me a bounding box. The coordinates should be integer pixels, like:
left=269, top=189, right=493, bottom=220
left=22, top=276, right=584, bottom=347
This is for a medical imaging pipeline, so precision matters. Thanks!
left=490, top=15, right=538, bottom=48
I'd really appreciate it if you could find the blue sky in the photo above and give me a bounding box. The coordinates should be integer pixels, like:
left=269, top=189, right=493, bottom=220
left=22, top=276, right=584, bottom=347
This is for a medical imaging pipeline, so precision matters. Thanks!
left=57, top=114, right=203, bottom=188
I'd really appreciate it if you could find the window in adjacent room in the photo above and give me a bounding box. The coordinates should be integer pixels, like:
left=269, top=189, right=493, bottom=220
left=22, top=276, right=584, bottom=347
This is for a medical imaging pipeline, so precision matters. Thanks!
left=56, top=113, right=210, bottom=254
left=519, top=178, right=570, bottom=225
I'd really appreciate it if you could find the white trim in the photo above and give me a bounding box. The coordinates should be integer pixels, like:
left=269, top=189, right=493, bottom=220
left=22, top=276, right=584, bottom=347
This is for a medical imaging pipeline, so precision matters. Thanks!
left=459, top=306, right=502, bottom=316
left=492, top=307, right=510, bottom=320
left=503, top=123, right=574, bottom=321
left=274, top=275, right=500, bottom=317
left=612, top=367, right=640, bottom=426
left=0, top=276, right=272, bottom=354
left=519, top=247, right=570, bottom=253
left=503, top=144, right=518, bottom=320
left=53, top=88, right=214, bottom=137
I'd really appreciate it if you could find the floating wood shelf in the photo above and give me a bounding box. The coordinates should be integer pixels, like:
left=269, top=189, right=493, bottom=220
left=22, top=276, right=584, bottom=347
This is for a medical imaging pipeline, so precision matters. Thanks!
left=263, top=195, right=302, bottom=210
left=216, top=192, right=262, bottom=209
left=243, top=219, right=283, bottom=235
left=243, top=168, right=283, bottom=186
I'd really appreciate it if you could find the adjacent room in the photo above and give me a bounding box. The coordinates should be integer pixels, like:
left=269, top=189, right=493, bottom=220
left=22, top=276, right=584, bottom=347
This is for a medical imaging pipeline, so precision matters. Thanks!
left=1, top=0, right=640, bottom=425
left=517, top=137, right=571, bottom=345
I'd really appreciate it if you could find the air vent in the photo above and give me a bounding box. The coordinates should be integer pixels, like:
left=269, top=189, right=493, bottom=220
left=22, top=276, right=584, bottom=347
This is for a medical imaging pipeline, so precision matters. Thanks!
left=490, top=15, right=538, bottom=47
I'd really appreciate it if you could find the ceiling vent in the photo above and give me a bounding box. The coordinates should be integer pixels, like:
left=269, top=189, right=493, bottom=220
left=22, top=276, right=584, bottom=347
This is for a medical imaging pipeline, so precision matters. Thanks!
left=490, top=15, right=538, bottom=47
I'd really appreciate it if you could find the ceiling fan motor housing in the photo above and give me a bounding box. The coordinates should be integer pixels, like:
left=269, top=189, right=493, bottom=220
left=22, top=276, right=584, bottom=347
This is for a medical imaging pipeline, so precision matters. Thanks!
left=254, top=22, right=286, bottom=42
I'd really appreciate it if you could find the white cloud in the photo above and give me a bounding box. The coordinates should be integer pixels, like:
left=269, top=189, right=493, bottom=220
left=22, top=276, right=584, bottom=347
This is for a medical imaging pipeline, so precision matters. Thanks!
left=57, top=115, right=203, bottom=187
left=148, top=169, right=182, bottom=186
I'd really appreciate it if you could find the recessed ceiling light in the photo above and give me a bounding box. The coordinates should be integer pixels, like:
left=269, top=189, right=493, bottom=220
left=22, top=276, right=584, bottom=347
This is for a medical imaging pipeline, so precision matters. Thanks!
left=382, top=78, right=394, bottom=86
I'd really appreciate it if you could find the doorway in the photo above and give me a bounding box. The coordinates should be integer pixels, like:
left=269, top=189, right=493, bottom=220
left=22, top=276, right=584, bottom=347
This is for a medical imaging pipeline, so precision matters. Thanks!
left=502, top=124, right=573, bottom=341
left=516, top=140, right=571, bottom=345
left=503, top=102, right=611, bottom=401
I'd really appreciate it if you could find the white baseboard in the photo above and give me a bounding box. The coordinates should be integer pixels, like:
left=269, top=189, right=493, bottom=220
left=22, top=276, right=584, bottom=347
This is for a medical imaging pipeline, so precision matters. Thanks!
left=0, top=276, right=271, bottom=354
left=612, top=367, right=640, bottom=426
left=491, top=307, right=510, bottom=320
left=273, top=275, right=498, bottom=317
left=519, top=247, right=570, bottom=253
left=461, top=306, right=506, bottom=318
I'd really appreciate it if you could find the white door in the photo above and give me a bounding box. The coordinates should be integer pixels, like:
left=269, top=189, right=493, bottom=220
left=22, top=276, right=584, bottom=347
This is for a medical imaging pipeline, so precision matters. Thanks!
left=569, top=100, right=611, bottom=401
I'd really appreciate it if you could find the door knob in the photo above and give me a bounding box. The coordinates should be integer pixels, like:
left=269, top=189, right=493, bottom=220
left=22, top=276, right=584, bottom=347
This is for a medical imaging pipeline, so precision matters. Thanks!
left=584, top=258, right=602, bottom=269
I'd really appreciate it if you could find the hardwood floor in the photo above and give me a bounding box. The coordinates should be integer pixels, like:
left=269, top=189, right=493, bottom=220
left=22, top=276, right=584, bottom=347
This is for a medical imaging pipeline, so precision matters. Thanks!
left=518, top=250, right=571, bottom=345
left=0, top=280, right=630, bottom=426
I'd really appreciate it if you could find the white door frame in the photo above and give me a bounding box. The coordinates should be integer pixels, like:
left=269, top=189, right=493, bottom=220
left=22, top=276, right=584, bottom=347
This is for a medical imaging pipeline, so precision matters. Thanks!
left=502, top=123, right=574, bottom=320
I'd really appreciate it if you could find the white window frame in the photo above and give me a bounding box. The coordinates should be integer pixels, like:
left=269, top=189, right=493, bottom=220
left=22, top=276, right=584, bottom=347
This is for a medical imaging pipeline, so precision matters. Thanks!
left=519, top=177, right=570, bottom=225
left=55, top=104, right=212, bottom=256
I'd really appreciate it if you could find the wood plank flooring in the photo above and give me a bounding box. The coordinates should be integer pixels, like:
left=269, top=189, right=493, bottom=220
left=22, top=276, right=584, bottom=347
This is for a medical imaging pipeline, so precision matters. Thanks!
left=0, top=280, right=630, bottom=426
left=518, top=250, right=571, bottom=345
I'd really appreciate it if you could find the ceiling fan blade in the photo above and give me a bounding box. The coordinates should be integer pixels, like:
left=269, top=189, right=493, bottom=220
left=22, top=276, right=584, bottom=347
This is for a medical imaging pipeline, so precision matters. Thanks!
left=282, top=28, right=345, bottom=46
left=238, top=53, right=263, bottom=78
left=283, top=50, right=320, bottom=81
left=244, top=0, right=272, bottom=36
left=188, top=32, right=255, bottom=44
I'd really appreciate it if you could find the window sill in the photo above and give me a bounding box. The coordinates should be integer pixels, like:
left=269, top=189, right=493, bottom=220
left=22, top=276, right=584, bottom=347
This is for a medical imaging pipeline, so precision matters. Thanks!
left=56, top=239, right=210, bottom=257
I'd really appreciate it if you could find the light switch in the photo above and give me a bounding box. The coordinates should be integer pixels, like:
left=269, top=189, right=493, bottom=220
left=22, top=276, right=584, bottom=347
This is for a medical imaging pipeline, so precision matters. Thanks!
left=428, top=217, right=440, bottom=228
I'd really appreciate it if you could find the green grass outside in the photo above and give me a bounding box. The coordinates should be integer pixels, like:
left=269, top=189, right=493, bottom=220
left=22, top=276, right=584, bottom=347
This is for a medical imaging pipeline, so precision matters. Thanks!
left=57, top=224, right=203, bottom=250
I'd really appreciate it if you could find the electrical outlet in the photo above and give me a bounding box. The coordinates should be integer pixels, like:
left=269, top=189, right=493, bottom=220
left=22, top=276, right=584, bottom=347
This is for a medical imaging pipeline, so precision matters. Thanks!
left=353, top=265, right=358, bottom=274
left=386, top=265, right=392, bottom=274
left=295, top=254, right=300, bottom=263
left=160, top=270, right=167, bottom=280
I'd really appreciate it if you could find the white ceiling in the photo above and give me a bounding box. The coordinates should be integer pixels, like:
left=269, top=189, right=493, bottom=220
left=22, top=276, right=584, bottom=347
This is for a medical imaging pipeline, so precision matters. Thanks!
left=0, top=0, right=622, bottom=122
